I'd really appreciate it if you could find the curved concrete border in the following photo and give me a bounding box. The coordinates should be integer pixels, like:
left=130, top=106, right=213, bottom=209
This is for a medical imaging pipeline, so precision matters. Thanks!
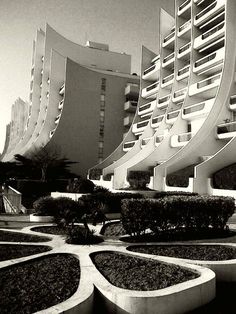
left=30, top=214, right=54, bottom=223
left=126, top=243, right=236, bottom=282
left=89, top=248, right=215, bottom=314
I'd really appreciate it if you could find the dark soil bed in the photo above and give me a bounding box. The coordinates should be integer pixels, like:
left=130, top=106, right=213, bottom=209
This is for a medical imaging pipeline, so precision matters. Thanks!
left=0, top=230, right=50, bottom=242
left=91, top=251, right=199, bottom=291
left=31, top=225, right=83, bottom=235
left=0, top=253, right=80, bottom=314
left=128, top=245, right=236, bottom=261
left=0, top=244, right=51, bottom=261
left=121, top=229, right=236, bottom=243
left=101, top=221, right=126, bottom=237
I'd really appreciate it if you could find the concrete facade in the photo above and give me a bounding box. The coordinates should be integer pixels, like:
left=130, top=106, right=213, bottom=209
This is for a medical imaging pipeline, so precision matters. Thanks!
left=90, top=0, right=236, bottom=195
left=1, top=24, right=139, bottom=176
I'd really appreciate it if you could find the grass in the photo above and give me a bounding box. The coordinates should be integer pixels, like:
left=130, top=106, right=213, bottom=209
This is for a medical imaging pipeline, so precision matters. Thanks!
left=91, top=251, right=199, bottom=291
left=0, top=253, right=80, bottom=314
left=0, top=244, right=51, bottom=261
left=0, top=230, right=50, bottom=242
left=128, top=245, right=236, bottom=261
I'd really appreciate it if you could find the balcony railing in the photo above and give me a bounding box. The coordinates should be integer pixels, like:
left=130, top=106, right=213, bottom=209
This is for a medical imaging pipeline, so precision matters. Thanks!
left=178, top=132, right=192, bottom=142
left=163, top=52, right=175, bottom=64
left=139, top=102, right=152, bottom=112
left=174, top=88, right=187, bottom=99
left=195, top=1, right=217, bottom=21
left=137, top=120, right=149, bottom=129
left=163, top=30, right=175, bottom=44
left=179, top=42, right=191, bottom=55
left=146, top=81, right=158, bottom=92
left=178, top=65, right=190, bottom=77
left=59, top=84, right=65, bottom=95
left=179, top=19, right=191, bottom=34
left=179, top=0, right=191, bottom=12
left=159, top=95, right=170, bottom=104
left=217, top=121, right=236, bottom=135
left=123, top=140, right=137, bottom=150
left=167, top=110, right=180, bottom=120
left=195, top=52, right=216, bottom=68
left=124, top=101, right=137, bottom=112
left=197, top=73, right=221, bottom=89
left=162, top=73, right=174, bottom=85
left=202, top=21, right=225, bottom=40
left=230, top=95, right=236, bottom=105
left=143, top=64, right=156, bottom=76
left=152, top=116, right=164, bottom=124
left=184, top=102, right=205, bottom=115
left=141, top=137, right=152, bottom=146
left=58, top=100, right=64, bottom=110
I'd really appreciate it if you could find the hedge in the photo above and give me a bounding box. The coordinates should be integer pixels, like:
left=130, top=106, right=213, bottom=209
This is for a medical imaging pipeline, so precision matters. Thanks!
left=80, top=191, right=144, bottom=213
left=153, top=191, right=198, bottom=198
left=121, top=195, right=235, bottom=237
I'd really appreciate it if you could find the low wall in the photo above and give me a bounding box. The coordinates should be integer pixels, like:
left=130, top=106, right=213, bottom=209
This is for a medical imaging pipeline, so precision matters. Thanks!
left=51, top=192, right=87, bottom=200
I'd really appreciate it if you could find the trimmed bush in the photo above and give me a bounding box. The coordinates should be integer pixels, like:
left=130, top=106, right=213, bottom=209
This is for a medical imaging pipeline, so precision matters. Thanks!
left=153, top=191, right=198, bottom=198
left=127, top=171, right=151, bottom=190
left=121, top=195, right=235, bottom=237
left=88, top=168, right=102, bottom=180
left=33, top=196, right=57, bottom=216
left=80, top=191, right=144, bottom=214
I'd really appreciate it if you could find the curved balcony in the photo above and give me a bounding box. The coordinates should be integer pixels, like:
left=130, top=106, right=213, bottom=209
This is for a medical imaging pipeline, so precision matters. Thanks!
left=138, top=100, right=156, bottom=116
left=125, top=83, right=139, bottom=97
left=171, top=132, right=192, bottom=147
left=166, top=109, right=180, bottom=124
left=194, top=20, right=225, bottom=51
left=178, top=42, right=191, bottom=59
left=132, top=118, right=150, bottom=134
left=162, top=52, right=175, bottom=68
left=157, top=94, right=171, bottom=109
left=155, top=135, right=164, bottom=146
left=182, top=98, right=214, bottom=121
left=178, top=0, right=191, bottom=16
left=229, top=95, right=236, bottom=111
left=141, top=137, right=153, bottom=148
left=177, top=64, right=190, bottom=81
left=58, top=99, right=64, bottom=110
left=141, top=81, right=159, bottom=99
left=151, top=115, right=165, bottom=130
left=178, top=19, right=191, bottom=37
left=123, top=140, right=137, bottom=152
left=124, top=100, right=137, bottom=112
left=142, top=60, right=160, bottom=81
left=59, top=83, right=65, bottom=96
left=54, top=114, right=61, bottom=125
left=161, top=73, right=174, bottom=88
left=194, top=48, right=224, bottom=76
left=49, top=128, right=56, bottom=139
left=216, top=121, right=236, bottom=139
left=189, top=73, right=221, bottom=96
left=172, top=88, right=187, bottom=103
left=194, top=0, right=225, bottom=27
left=162, top=28, right=175, bottom=48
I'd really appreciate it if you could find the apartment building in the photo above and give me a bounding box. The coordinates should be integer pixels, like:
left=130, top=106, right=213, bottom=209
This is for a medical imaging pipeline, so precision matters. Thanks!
left=0, top=24, right=139, bottom=176
left=90, top=0, right=236, bottom=196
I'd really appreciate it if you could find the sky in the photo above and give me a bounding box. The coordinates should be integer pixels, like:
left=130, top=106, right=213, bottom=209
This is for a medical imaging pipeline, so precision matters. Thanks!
left=0, top=0, right=173, bottom=153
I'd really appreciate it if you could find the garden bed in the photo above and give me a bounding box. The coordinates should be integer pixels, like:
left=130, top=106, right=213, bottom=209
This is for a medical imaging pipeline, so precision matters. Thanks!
left=0, top=244, right=51, bottom=261
left=101, top=221, right=126, bottom=237
left=91, top=251, right=199, bottom=291
left=0, top=230, right=50, bottom=242
left=0, top=253, right=80, bottom=314
left=121, top=229, right=236, bottom=243
left=127, top=245, right=236, bottom=261
left=31, top=225, right=83, bottom=235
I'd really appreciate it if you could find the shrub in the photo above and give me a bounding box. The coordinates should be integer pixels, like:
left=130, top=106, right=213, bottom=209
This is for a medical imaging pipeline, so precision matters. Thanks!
left=33, top=196, right=57, bottom=216
left=153, top=191, right=198, bottom=199
left=80, top=191, right=144, bottom=214
left=66, top=227, right=102, bottom=244
left=67, top=178, right=95, bottom=193
left=127, top=171, right=151, bottom=190
left=103, top=173, right=112, bottom=181
left=121, top=195, right=235, bottom=237
left=88, top=168, right=102, bottom=180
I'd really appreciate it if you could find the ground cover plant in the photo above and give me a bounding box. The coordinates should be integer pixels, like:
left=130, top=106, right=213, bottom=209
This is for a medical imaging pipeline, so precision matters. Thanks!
left=0, top=253, right=80, bottom=314
left=128, top=245, right=236, bottom=261
left=91, top=251, right=199, bottom=291
left=32, top=225, right=83, bottom=235
left=0, top=230, right=50, bottom=242
left=0, top=244, right=51, bottom=261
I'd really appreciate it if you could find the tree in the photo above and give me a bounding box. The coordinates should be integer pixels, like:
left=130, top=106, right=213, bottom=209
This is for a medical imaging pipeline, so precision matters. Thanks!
left=14, top=145, right=77, bottom=181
